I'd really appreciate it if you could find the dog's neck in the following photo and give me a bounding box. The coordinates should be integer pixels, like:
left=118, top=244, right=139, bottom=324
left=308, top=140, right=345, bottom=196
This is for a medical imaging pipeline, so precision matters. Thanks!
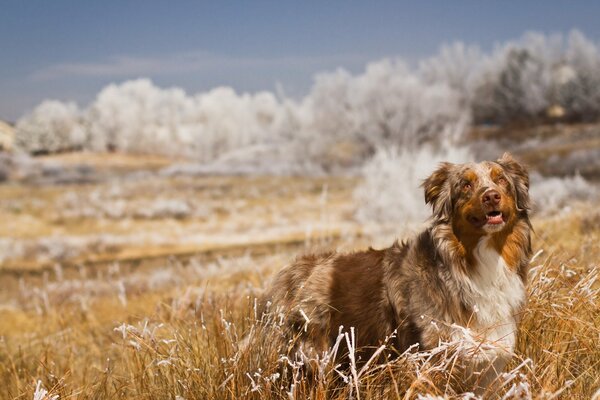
left=430, top=219, right=530, bottom=329
left=432, top=217, right=530, bottom=276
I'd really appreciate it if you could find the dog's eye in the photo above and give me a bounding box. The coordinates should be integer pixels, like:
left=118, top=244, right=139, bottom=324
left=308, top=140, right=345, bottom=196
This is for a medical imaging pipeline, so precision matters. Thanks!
left=497, top=176, right=507, bottom=185
left=462, top=182, right=472, bottom=191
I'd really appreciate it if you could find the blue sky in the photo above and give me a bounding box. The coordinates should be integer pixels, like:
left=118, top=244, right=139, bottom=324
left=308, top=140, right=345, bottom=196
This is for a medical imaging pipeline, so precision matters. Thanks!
left=2, top=1, right=600, bottom=121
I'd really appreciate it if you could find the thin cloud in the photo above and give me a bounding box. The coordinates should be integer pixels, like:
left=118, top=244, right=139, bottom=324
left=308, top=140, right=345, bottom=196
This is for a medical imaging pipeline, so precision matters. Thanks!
left=30, top=51, right=368, bottom=81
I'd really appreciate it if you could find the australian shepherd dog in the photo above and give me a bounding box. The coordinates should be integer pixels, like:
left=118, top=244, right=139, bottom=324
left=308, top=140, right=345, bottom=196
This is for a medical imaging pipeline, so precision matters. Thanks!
left=261, top=153, right=532, bottom=392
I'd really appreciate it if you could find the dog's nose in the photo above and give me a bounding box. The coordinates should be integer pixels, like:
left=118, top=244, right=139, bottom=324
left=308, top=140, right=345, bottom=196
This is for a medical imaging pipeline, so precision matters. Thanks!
left=482, top=189, right=501, bottom=206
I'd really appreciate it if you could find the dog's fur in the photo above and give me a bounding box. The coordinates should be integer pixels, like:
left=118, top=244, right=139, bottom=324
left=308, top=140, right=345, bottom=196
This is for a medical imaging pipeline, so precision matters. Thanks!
left=261, top=153, right=532, bottom=390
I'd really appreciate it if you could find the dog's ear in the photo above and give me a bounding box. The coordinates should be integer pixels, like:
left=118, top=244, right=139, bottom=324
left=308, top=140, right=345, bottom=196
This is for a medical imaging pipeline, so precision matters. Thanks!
left=422, top=162, right=453, bottom=221
left=497, top=152, right=530, bottom=212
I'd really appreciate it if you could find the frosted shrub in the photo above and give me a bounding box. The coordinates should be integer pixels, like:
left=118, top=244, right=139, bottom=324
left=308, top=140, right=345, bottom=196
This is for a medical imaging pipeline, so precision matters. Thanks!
left=490, top=47, right=551, bottom=121
left=472, top=33, right=560, bottom=124
left=16, top=100, right=83, bottom=154
left=558, top=31, right=600, bottom=121
left=84, top=79, right=293, bottom=162
left=15, top=30, right=600, bottom=163
left=530, top=173, right=599, bottom=214
left=15, top=59, right=472, bottom=169
left=303, top=60, right=469, bottom=165
left=473, top=30, right=600, bottom=124
left=190, top=87, right=289, bottom=162
left=419, top=42, right=484, bottom=105
left=354, top=145, right=473, bottom=226
left=85, top=79, right=196, bottom=154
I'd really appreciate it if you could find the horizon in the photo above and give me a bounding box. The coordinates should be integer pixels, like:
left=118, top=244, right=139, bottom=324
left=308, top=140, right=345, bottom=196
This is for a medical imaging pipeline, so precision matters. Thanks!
left=2, top=1, right=600, bottom=121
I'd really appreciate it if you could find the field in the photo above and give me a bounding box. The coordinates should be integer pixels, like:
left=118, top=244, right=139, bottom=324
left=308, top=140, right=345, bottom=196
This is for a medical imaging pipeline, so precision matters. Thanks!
left=0, top=153, right=599, bottom=399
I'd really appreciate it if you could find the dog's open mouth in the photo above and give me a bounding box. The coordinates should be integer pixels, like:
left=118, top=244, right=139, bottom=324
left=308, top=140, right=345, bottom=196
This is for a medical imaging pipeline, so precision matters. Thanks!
left=486, top=211, right=504, bottom=225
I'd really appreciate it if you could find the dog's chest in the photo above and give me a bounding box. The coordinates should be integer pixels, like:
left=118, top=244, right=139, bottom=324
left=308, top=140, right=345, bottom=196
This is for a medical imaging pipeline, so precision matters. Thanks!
left=465, top=237, right=525, bottom=347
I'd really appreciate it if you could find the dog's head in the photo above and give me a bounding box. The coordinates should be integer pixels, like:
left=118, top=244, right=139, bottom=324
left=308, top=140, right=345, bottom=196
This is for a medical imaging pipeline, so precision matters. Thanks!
left=423, top=153, right=530, bottom=235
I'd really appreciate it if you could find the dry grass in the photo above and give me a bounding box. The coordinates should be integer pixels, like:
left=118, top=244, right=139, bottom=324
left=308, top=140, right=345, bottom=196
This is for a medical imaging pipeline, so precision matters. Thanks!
left=0, top=171, right=599, bottom=399
left=468, top=122, right=600, bottom=180
left=37, top=151, right=174, bottom=171
left=0, top=174, right=358, bottom=271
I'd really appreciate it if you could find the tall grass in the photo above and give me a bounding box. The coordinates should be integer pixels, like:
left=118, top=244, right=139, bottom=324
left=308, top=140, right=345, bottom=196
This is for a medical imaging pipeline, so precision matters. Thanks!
left=1, top=208, right=598, bottom=399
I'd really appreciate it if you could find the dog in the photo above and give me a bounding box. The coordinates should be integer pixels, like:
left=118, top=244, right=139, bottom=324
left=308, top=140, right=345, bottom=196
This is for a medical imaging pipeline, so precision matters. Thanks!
left=260, top=153, right=532, bottom=391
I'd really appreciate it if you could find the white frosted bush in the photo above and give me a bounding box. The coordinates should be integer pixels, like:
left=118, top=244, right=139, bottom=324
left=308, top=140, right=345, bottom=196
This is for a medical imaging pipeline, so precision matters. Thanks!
left=559, top=31, right=600, bottom=120
left=78, top=61, right=469, bottom=173
left=16, top=100, right=83, bottom=153
left=85, top=79, right=292, bottom=162
left=419, top=42, right=484, bottom=105
left=530, top=173, right=599, bottom=214
left=353, top=145, right=473, bottom=226
left=472, top=33, right=560, bottom=123
left=473, top=30, right=600, bottom=123
left=191, top=60, right=471, bottom=173
left=303, top=60, right=469, bottom=161
left=189, top=87, right=291, bottom=162
left=14, top=59, right=471, bottom=168
left=85, top=79, right=195, bottom=154
left=15, top=30, right=600, bottom=167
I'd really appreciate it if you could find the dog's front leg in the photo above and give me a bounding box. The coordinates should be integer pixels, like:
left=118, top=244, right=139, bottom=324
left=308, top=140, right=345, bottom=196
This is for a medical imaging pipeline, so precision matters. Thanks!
left=419, top=322, right=511, bottom=395
left=450, top=325, right=513, bottom=396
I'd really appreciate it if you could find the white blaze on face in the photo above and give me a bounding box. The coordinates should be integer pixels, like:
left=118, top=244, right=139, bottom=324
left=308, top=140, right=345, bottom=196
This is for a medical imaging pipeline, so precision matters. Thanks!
left=470, top=162, right=506, bottom=234
left=471, top=162, right=497, bottom=191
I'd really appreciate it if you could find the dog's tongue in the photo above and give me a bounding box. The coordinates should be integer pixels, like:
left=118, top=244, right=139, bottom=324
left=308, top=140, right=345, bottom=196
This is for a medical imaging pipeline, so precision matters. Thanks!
left=486, top=213, right=504, bottom=225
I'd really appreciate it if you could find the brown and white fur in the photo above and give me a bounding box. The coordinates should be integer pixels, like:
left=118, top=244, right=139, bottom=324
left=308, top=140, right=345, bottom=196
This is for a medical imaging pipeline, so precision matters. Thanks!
left=261, top=153, right=532, bottom=392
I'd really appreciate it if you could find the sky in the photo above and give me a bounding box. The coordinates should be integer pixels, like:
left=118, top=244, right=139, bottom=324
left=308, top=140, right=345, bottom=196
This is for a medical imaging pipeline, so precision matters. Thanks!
left=2, top=1, right=600, bottom=121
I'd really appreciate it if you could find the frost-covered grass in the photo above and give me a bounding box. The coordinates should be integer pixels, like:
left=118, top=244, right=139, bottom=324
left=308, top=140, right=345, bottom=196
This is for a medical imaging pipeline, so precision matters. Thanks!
left=0, top=171, right=359, bottom=269
left=0, top=206, right=599, bottom=399
left=530, top=172, right=600, bottom=214
left=0, top=170, right=599, bottom=399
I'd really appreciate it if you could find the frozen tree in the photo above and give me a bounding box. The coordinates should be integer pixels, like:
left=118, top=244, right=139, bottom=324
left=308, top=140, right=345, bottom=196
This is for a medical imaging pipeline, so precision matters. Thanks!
left=558, top=30, right=600, bottom=121
left=84, top=79, right=292, bottom=162
left=302, top=59, right=470, bottom=168
left=85, top=79, right=195, bottom=155
left=14, top=30, right=600, bottom=162
left=16, top=100, right=83, bottom=154
left=472, top=33, right=561, bottom=124
left=189, top=87, right=290, bottom=162
left=419, top=42, right=484, bottom=106
left=472, top=30, right=600, bottom=124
